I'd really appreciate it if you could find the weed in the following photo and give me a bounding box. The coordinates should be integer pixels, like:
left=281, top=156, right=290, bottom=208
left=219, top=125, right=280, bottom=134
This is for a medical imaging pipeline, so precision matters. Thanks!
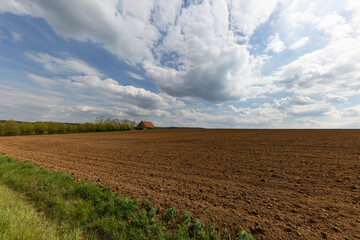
left=164, top=207, right=177, bottom=223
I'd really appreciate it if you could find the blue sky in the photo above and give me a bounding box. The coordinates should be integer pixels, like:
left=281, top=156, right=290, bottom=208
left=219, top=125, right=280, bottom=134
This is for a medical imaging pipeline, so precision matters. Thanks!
left=0, top=0, right=360, bottom=128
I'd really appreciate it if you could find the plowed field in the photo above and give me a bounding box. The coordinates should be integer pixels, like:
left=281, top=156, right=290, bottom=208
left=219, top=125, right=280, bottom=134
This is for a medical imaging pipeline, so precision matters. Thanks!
left=0, top=129, right=359, bottom=239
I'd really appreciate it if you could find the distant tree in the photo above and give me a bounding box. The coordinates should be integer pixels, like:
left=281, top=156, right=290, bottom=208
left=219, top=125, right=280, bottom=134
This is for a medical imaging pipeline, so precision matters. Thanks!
left=88, top=122, right=97, bottom=132
left=4, top=120, right=20, bottom=136
left=34, top=122, right=48, bottom=134
left=95, top=116, right=105, bottom=124
left=0, top=122, right=4, bottom=136
left=66, top=124, right=73, bottom=133
left=47, top=121, right=59, bottom=134
left=19, top=122, right=34, bottom=135
left=95, top=116, right=136, bottom=129
left=105, top=123, right=114, bottom=131
left=120, top=119, right=136, bottom=127
left=76, top=123, right=83, bottom=133
left=96, top=123, right=106, bottom=132
left=57, top=123, right=67, bottom=134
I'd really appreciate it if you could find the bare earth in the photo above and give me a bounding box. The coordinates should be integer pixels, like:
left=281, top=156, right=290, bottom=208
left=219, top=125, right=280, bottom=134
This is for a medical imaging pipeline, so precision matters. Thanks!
left=0, top=129, right=359, bottom=239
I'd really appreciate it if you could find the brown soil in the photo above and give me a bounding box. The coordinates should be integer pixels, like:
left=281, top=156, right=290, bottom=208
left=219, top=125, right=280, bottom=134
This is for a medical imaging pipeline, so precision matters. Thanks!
left=0, top=129, right=359, bottom=239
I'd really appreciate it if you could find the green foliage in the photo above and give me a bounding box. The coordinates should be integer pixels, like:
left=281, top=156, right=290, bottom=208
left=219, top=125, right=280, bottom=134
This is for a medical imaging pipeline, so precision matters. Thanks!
left=34, top=121, right=48, bottom=135
left=164, top=207, right=177, bottom=223
left=19, top=122, right=34, bottom=135
left=46, top=121, right=59, bottom=134
left=57, top=123, right=67, bottom=134
left=0, top=122, right=4, bottom=136
left=96, top=123, right=106, bottom=132
left=4, top=120, right=20, bottom=136
left=0, top=184, right=81, bottom=240
left=76, top=123, right=83, bottom=133
left=235, top=230, right=255, bottom=240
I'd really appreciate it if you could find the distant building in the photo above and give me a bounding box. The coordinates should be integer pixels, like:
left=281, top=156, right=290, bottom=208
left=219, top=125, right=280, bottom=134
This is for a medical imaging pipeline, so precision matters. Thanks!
left=137, top=121, right=155, bottom=130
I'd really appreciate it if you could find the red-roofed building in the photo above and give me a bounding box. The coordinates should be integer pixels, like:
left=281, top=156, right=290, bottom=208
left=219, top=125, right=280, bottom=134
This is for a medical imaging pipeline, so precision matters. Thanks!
left=137, top=120, right=155, bottom=129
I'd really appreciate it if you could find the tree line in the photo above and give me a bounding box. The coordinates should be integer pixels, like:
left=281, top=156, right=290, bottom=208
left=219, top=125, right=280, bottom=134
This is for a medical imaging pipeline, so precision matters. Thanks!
left=0, top=119, right=135, bottom=136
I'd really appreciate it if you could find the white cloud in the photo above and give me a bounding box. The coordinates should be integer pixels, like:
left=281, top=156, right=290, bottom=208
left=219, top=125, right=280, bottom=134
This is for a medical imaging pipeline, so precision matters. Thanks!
left=1, top=0, right=159, bottom=64
left=289, top=37, right=309, bottom=49
left=316, top=13, right=353, bottom=40
left=28, top=73, right=59, bottom=88
left=27, top=52, right=185, bottom=112
left=26, top=53, right=102, bottom=76
left=343, top=105, right=360, bottom=117
left=10, top=31, right=22, bottom=42
left=274, top=37, right=360, bottom=96
left=0, top=0, right=277, bottom=103
left=346, top=0, right=360, bottom=33
left=265, top=33, right=286, bottom=53
left=323, top=94, right=347, bottom=105
left=126, top=71, right=144, bottom=80
left=2, top=0, right=360, bottom=128
left=228, top=0, right=281, bottom=36
left=145, top=0, right=269, bottom=102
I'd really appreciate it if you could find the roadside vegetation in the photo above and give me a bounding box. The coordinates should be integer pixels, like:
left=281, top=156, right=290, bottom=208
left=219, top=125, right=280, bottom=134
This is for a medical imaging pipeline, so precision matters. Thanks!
left=0, top=184, right=81, bottom=240
left=0, top=117, right=134, bottom=136
left=0, top=154, right=254, bottom=240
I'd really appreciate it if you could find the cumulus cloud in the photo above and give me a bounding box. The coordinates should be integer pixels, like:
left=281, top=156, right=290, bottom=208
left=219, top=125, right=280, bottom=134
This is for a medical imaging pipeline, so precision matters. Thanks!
left=274, top=38, right=360, bottom=95
left=343, top=105, right=360, bottom=117
left=265, top=33, right=286, bottom=53
left=273, top=95, right=337, bottom=117
left=0, top=0, right=279, bottom=103
left=1, top=0, right=160, bottom=64
left=228, top=0, right=281, bottom=36
left=145, top=0, right=269, bottom=102
left=323, top=94, right=347, bottom=105
left=2, top=0, right=360, bottom=127
left=27, top=52, right=184, bottom=113
left=316, top=13, right=353, bottom=40
left=289, top=37, right=309, bottom=49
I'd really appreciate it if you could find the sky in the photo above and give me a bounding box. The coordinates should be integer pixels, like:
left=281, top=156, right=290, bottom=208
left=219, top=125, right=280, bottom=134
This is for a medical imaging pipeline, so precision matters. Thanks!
left=0, top=0, right=359, bottom=128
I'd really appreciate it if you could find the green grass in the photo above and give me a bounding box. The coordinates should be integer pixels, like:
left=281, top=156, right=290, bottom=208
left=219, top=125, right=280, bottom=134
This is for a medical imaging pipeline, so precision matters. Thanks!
left=0, top=184, right=82, bottom=240
left=0, top=153, right=255, bottom=240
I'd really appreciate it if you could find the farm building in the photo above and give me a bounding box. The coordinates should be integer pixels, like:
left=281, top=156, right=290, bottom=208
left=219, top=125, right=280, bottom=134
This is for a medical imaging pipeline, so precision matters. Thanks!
left=137, top=121, right=155, bottom=130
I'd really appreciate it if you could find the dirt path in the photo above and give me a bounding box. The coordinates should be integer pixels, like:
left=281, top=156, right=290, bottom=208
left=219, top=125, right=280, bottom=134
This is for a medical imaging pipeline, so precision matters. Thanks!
left=0, top=129, right=359, bottom=239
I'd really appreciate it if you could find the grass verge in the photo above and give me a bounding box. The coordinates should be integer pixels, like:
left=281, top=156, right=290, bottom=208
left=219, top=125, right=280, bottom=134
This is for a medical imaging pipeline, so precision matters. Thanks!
left=0, top=153, right=255, bottom=240
left=0, top=184, right=82, bottom=240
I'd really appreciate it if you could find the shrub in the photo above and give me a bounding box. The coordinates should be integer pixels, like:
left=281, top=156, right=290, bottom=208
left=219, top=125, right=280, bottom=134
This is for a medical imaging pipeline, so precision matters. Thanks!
left=57, top=123, right=67, bottom=134
left=19, top=122, right=34, bottom=135
left=4, top=120, right=20, bottom=136
left=47, top=122, right=59, bottom=134
left=34, top=122, right=48, bottom=135
left=96, top=123, right=106, bottom=132
left=76, top=123, right=83, bottom=133
left=0, top=122, right=4, bottom=136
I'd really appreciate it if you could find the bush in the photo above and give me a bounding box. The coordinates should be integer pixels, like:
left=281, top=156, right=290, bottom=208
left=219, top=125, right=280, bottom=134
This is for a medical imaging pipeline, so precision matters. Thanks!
left=19, top=122, right=34, bottom=135
left=57, top=123, right=67, bottom=134
left=96, top=123, right=106, bottom=132
left=4, top=120, right=20, bottom=136
left=47, top=122, right=59, bottom=134
left=0, top=122, right=4, bottom=136
left=34, top=122, right=48, bottom=135
left=76, top=123, right=83, bottom=133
